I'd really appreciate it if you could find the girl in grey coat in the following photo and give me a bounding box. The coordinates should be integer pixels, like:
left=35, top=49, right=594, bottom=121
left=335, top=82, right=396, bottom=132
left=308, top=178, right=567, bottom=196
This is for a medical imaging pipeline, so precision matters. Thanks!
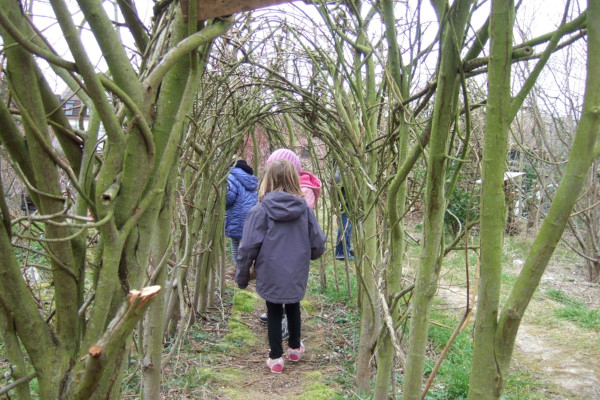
left=235, top=159, right=326, bottom=373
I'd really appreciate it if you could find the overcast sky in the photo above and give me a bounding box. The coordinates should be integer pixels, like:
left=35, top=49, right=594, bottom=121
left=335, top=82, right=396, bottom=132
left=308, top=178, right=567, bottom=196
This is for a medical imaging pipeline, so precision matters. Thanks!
left=31, top=0, right=586, bottom=105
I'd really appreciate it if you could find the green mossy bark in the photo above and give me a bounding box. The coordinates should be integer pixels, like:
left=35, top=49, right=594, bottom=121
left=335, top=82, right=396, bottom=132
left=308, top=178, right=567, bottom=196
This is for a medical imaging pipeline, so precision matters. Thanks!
left=373, top=1, right=411, bottom=398
left=468, top=2, right=595, bottom=399
left=0, top=0, right=231, bottom=397
left=353, top=15, right=384, bottom=393
left=0, top=4, right=79, bottom=397
left=402, top=1, right=474, bottom=399
left=467, top=2, right=514, bottom=398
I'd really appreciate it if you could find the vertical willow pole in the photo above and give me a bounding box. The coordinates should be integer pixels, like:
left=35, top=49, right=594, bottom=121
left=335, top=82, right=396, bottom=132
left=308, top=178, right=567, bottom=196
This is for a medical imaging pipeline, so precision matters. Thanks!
left=0, top=0, right=232, bottom=396
left=468, top=1, right=596, bottom=398
left=402, top=1, right=474, bottom=398
left=372, top=0, right=411, bottom=397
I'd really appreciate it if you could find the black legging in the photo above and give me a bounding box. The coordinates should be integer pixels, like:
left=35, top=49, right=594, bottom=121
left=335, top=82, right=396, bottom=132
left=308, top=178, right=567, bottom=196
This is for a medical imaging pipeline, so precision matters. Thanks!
left=265, top=301, right=301, bottom=359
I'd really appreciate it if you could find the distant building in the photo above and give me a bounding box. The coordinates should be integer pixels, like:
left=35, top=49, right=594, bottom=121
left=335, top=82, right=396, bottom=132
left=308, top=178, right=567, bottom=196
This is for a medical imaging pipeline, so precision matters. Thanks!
left=57, top=89, right=89, bottom=129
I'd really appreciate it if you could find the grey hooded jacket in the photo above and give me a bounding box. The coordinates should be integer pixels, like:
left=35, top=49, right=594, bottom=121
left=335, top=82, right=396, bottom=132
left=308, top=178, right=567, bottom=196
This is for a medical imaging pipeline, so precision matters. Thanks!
left=235, top=191, right=326, bottom=304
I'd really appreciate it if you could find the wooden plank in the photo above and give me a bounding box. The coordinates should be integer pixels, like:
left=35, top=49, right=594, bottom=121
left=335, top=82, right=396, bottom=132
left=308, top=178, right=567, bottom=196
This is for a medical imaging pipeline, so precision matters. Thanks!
left=182, top=0, right=296, bottom=21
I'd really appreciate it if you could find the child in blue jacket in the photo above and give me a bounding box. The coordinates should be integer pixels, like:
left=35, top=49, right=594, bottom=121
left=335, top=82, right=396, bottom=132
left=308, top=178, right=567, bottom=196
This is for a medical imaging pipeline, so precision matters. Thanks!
left=225, top=160, right=258, bottom=267
left=236, top=159, right=326, bottom=373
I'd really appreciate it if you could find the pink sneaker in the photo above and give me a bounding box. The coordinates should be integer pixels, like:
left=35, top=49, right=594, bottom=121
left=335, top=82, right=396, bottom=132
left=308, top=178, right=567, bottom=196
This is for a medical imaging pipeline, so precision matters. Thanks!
left=266, top=357, right=284, bottom=373
left=287, top=342, right=305, bottom=362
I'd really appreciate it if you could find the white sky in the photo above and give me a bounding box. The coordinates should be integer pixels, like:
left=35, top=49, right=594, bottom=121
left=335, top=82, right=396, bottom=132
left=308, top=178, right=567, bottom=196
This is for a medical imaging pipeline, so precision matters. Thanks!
left=30, top=0, right=585, bottom=105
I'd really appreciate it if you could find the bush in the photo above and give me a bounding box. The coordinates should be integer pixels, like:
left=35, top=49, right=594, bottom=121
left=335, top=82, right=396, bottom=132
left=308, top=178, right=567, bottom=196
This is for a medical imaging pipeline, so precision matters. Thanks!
left=445, top=186, right=479, bottom=236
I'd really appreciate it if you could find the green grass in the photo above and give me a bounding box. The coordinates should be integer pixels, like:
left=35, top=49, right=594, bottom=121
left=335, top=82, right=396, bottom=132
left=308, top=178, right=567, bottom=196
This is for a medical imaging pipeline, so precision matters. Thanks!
left=546, top=289, right=600, bottom=331
left=546, top=288, right=577, bottom=305
left=308, top=260, right=357, bottom=305
left=503, top=368, right=547, bottom=400
left=501, top=272, right=517, bottom=285
left=439, top=250, right=478, bottom=285
left=308, top=264, right=360, bottom=397
left=424, top=309, right=472, bottom=400
left=297, top=372, right=338, bottom=399
left=310, top=248, right=551, bottom=400
left=161, top=366, right=213, bottom=394
left=232, top=289, right=258, bottom=313
left=222, top=289, right=258, bottom=348
left=423, top=305, right=549, bottom=400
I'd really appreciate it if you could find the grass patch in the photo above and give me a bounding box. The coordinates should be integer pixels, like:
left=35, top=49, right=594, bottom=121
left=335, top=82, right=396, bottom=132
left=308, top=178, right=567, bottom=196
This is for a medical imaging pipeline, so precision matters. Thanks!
left=197, top=366, right=241, bottom=386
left=439, top=249, right=478, bottom=285
left=503, top=367, right=547, bottom=400
left=302, top=299, right=317, bottom=315
left=546, top=289, right=600, bottom=331
left=219, top=289, right=259, bottom=349
left=425, top=310, right=472, bottom=400
left=501, top=272, right=517, bottom=284
left=308, top=260, right=357, bottom=305
left=232, top=289, right=258, bottom=314
left=222, top=316, right=256, bottom=349
left=546, top=289, right=578, bottom=306
left=162, top=365, right=212, bottom=394
left=297, top=372, right=338, bottom=399
left=314, top=290, right=359, bottom=396
left=503, top=236, right=530, bottom=260
left=424, top=306, right=549, bottom=400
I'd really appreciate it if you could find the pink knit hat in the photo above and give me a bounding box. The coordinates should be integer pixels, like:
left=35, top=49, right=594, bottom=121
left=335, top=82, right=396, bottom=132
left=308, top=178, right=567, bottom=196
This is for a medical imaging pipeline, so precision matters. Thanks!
left=266, top=148, right=302, bottom=173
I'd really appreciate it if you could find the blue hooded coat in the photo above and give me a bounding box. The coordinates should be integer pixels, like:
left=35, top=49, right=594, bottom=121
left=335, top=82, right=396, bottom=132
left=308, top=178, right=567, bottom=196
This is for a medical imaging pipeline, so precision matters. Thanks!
left=225, top=165, right=258, bottom=239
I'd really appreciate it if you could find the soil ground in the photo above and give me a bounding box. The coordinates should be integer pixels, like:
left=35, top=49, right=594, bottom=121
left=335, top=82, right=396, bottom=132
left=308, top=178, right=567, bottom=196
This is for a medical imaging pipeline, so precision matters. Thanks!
left=511, top=259, right=600, bottom=400
left=159, top=273, right=355, bottom=399
left=159, top=254, right=599, bottom=399
left=159, top=234, right=600, bottom=399
left=436, top=247, right=600, bottom=400
left=210, top=292, right=345, bottom=400
left=3, top=241, right=597, bottom=398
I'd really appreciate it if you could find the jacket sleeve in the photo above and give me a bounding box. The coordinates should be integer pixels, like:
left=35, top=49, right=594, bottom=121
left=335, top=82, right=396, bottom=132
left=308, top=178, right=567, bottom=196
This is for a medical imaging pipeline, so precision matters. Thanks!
left=301, top=186, right=316, bottom=209
left=308, top=209, right=326, bottom=260
left=235, top=207, right=266, bottom=289
left=226, top=175, right=238, bottom=208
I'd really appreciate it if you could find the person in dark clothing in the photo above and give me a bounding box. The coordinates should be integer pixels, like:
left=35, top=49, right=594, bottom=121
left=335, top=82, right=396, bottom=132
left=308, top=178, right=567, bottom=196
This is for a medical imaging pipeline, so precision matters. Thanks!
left=334, top=168, right=354, bottom=260
left=225, top=160, right=258, bottom=268
left=236, top=159, right=326, bottom=373
left=21, top=191, right=37, bottom=214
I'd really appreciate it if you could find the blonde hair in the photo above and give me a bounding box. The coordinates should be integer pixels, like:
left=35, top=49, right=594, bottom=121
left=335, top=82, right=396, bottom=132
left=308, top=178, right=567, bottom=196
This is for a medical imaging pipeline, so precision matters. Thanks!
left=258, top=159, right=304, bottom=201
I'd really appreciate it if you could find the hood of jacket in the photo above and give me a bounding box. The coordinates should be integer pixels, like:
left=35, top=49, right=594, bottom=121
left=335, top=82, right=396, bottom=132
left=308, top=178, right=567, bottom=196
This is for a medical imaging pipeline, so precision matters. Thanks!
left=261, top=191, right=306, bottom=221
left=232, top=160, right=254, bottom=175
left=299, top=171, right=321, bottom=189
left=230, top=167, right=258, bottom=191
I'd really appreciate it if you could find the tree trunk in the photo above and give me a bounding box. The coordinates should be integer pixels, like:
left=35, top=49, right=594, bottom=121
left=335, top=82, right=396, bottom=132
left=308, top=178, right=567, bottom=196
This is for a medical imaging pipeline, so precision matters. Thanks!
left=401, top=1, right=474, bottom=399
left=353, top=14, right=384, bottom=392
left=495, top=0, right=600, bottom=389
left=467, top=1, right=514, bottom=397
left=468, top=1, right=597, bottom=398
left=373, top=0, right=411, bottom=397
left=0, top=0, right=232, bottom=397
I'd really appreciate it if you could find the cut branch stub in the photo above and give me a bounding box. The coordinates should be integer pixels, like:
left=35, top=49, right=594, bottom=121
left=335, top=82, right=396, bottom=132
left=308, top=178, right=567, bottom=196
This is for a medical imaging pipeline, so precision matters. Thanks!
left=88, top=345, right=102, bottom=358
left=128, top=285, right=161, bottom=310
left=181, top=0, right=296, bottom=21
left=512, top=46, right=534, bottom=59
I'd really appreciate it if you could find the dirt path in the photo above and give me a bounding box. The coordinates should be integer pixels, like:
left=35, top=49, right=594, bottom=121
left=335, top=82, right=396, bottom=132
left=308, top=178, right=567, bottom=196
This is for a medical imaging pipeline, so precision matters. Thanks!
left=437, top=281, right=600, bottom=400
left=197, top=277, right=349, bottom=400
left=185, top=257, right=599, bottom=399
left=514, top=324, right=600, bottom=399
left=221, top=308, right=338, bottom=399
